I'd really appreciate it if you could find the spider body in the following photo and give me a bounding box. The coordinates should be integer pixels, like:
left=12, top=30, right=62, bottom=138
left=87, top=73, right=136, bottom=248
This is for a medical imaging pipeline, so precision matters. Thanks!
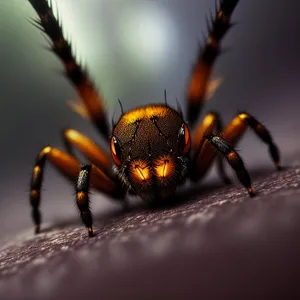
left=27, top=0, right=281, bottom=237
left=112, top=104, right=190, bottom=202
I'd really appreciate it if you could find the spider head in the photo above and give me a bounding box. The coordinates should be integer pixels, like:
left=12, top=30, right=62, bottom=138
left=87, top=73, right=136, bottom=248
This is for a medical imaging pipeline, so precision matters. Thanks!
left=111, top=104, right=191, bottom=202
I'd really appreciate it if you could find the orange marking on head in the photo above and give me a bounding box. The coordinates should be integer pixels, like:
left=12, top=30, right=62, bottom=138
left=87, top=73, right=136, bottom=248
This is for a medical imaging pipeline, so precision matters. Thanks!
left=136, top=165, right=151, bottom=181
left=156, top=161, right=168, bottom=178
left=122, top=105, right=169, bottom=125
left=136, top=167, right=149, bottom=181
left=129, top=160, right=151, bottom=182
left=154, top=157, right=174, bottom=178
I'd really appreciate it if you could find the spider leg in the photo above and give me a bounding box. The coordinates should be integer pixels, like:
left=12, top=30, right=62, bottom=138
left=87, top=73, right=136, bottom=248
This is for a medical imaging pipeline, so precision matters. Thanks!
left=62, top=128, right=111, bottom=175
left=29, top=146, right=123, bottom=235
left=192, top=111, right=231, bottom=184
left=210, top=111, right=232, bottom=184
left=189, top=112, right=280, bottom=193
left=221, top=112, right=281, bottom=169
left=192, top=123, right=253, bottom=196
left=206, top=134, right=254, bottom=196
left=76, top=165, right=104, bottom=237
left=27, top=0, right=110, bottom=139
left=186, top=0, right=239, bottom=127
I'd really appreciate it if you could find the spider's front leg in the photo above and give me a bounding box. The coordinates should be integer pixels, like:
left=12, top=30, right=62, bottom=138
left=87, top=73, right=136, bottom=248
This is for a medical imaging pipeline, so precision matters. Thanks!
left=29, top=146, right=123, bottom=236
left=26, top=0, right=125, bottom=236
left=75, top=165, right=94, bottom=237
left=75, top=165, right=107, bottom=237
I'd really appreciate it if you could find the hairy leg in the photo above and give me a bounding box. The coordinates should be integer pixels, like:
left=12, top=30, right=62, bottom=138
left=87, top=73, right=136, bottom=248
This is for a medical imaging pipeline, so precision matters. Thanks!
left=221, top=112, right=280, bottom=169
left=28, top=0, right=110, bottom=139
left=191, top=111, right=231, bottom=184
left=206, top=134, right=254, bottom=196
left=190, top=112, right=280, bottom=187
left=185, top=0, right=239, bottom=127
left=29, top=146, right=122, bottom=234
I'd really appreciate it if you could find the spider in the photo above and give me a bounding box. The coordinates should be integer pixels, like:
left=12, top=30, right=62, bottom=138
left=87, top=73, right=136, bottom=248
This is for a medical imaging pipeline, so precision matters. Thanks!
left=28, top=0, right=281, bottom=237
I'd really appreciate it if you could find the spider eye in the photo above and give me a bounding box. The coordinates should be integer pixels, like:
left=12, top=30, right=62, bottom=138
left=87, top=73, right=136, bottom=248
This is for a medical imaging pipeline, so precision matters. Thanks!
left=178, top=123, right=191, bottom=155
left=110, top=136, right=122, bottom=166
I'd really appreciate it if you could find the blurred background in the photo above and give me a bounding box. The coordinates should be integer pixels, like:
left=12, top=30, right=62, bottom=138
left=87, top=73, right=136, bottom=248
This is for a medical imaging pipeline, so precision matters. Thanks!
left=0, top=0, right=300, bottom=238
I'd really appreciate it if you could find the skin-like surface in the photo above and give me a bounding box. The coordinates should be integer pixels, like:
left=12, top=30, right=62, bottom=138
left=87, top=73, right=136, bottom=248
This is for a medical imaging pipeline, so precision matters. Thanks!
left=0, top=155, right=300, bottom=299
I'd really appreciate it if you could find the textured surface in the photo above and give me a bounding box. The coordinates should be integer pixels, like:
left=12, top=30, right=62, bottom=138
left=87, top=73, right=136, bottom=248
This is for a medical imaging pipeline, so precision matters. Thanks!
left=1, top=157, right=300, bottom=299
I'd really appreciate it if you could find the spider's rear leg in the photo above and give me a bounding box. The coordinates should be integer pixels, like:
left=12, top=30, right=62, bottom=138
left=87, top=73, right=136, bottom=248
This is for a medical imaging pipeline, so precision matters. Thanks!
left=29, top=146, right=122, bottom=235
left=191, top=120, right=253, bottom=196
left=222, top=112, right=281, bottom=169
left=211, top=111, right=232, bottom=184
left=189, top=112, right=280, bottom=195
left=186, top=0, right=239, bottom=127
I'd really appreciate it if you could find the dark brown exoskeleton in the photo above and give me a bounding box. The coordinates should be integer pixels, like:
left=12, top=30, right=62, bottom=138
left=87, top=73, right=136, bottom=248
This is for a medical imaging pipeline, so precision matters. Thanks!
left=27, top=0, right=281, bottom=237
